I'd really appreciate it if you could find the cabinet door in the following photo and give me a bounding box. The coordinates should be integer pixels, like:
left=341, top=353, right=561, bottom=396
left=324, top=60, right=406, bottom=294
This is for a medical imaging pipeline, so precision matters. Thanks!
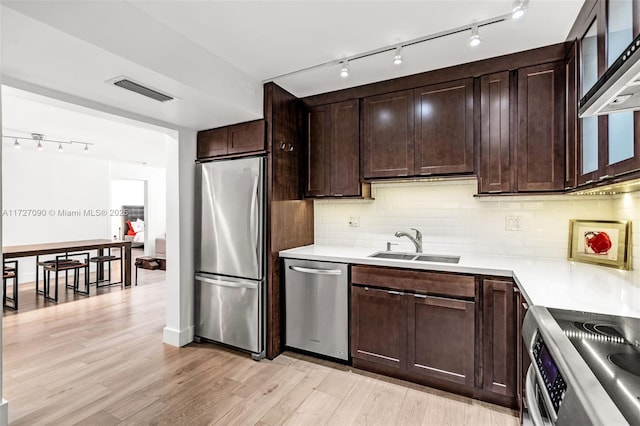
left=330, top=100, right=360, bottom=196
left=362, top=90, right=414, bottom=178
left=228, top=120, right=265, bottom=155
left=414, top=79, right=474, bottom=176
left=482, top=279, right=516, bottom=398
left=407, top=294, right=475, bottom=387
left=197, top=127, right=228, bottom=159
left=351, top=285, right=406, bottom=371
left=479, top=72, right=512, bottom=193
left=307, top=104, right=331, bottom=197
left=515, top=287, right=530, bottom=421
left=517, top=62, right=565, bottom=191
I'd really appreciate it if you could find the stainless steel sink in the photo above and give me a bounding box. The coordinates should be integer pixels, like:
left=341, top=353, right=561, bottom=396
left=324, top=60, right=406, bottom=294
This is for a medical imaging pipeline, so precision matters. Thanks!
left=414, top=254, right=460, bottom=264
left=369, top=252, right=460, bottom=264
left=369, top=252, right=417, bottom=260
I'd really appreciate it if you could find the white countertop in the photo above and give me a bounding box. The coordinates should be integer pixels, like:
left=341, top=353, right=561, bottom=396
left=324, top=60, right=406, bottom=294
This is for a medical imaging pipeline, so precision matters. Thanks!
left=279, top=245, right=640, bottom=319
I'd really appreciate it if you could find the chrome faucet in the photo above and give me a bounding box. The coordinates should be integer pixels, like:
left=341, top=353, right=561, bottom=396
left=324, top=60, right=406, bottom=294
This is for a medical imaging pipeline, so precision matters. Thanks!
left=395, top=228, right=423, bottom=253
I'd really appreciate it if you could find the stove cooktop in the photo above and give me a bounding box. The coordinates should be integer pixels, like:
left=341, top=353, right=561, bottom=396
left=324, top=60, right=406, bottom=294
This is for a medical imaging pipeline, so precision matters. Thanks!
left=549, top=308, right=640, bottom=425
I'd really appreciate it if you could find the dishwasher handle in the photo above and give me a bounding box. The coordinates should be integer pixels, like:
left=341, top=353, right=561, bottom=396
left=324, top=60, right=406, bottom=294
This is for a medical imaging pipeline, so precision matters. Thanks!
left=289, top=265, right=343, bottom=275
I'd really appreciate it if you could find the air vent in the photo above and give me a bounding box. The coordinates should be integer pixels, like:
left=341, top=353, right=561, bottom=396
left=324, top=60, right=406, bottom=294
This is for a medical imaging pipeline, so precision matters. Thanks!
left=109, top=77, right=174, bottom=102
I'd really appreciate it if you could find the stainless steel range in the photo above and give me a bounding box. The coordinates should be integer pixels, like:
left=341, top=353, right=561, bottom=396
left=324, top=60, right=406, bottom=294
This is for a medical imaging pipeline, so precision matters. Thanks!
left=522, top=306, right=640, bottom=425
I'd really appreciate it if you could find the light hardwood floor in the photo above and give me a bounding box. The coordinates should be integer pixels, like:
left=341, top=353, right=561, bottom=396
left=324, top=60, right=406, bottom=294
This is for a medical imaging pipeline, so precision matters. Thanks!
left=3, top=263, right=519, bottom=425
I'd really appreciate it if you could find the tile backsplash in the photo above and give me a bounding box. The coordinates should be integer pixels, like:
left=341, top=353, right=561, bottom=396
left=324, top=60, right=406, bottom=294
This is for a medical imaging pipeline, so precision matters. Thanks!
left=314, top=179, right=630, bottom=261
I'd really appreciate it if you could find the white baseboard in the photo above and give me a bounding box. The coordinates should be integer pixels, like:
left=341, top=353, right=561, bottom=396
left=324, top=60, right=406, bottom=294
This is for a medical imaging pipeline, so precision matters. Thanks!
left=163, top=325, right=194, bottom=347
left=0, top=399, right=8, bottom=426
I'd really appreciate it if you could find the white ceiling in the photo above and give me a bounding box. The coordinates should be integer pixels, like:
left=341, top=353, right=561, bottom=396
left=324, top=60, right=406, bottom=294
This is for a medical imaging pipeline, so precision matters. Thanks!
left=1, top=86, right=169, bottom=167
left=1, top=0, right=585, bottom=132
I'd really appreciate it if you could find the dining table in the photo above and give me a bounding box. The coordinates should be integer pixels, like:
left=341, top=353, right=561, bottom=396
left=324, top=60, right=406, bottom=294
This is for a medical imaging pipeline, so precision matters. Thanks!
left=3, top=239, right=132, bottom=287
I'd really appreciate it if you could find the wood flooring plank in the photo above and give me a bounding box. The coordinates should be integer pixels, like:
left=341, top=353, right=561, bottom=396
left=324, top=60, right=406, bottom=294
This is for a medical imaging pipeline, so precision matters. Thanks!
left=259, top=361, right=331, bottom=425
left=282, top=389, right=341, bottom=426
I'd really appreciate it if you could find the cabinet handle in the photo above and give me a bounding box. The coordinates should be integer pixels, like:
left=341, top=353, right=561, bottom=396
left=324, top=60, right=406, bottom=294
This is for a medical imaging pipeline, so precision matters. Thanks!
left=599, top=175, right=611, bottom=180
left=413, top=293, right=427, bottom=299
left=488, top=190, right=502, bottom=194
left=522, top=302, right=529, bottom=310
left=584, top=179, right=595, bottom=184
left=396, top=173, right=408, bottom=177
left=333, top=194, right=344, bottom=197
left=513, top=287, right=520, bottom=293
left=388, top=290, right=403, bottom=295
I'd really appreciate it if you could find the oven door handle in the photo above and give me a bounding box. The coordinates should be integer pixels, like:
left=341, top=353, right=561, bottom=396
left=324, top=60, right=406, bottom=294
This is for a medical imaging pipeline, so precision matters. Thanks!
left=525, top=365, right=545, bottom=426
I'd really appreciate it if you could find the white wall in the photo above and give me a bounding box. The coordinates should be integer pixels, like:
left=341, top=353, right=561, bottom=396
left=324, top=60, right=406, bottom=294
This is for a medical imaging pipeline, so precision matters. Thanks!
left=109, top=162, right=166, bottom=255
left=2, top=147, right=112, bottom=282
left=163, top=129, right=195, bottom=347
left=613, top=193, right=640, bottom=268
left=314, top=179, right=615, bottom=260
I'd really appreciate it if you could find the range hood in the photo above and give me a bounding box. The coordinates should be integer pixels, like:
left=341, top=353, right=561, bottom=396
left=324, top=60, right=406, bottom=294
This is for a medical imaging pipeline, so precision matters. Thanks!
left=579, top=34, right=640, bottom=117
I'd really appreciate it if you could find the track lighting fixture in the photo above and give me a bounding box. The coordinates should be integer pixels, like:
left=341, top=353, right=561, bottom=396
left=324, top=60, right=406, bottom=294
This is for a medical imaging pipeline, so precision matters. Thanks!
left=340, top=60, right=349, bottom=78
left=393, top=46, right=403, bottom=65
left=3, top=133, right=93, bottom=154
left=262, top=3, right=527, bottom=83
left=512, top=0, right=528, bottom=20
left=469, top=26, right=481, bottom=47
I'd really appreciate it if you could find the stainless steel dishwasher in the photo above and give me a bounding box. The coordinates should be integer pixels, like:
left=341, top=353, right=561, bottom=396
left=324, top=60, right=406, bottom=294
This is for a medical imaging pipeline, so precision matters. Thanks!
left=284, top=259, right=349, bottom=361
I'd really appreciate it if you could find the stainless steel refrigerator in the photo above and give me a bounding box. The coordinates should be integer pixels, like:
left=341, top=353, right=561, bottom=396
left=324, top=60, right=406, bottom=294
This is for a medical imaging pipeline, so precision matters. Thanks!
left=194, top=156, right=265, bottom=359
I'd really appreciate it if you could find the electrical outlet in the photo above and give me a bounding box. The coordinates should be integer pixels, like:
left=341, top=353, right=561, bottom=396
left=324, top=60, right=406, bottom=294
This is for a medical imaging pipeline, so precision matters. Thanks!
left=505, top=215, right=523, bottom=231
left=348, top=216, right=360, bottom=227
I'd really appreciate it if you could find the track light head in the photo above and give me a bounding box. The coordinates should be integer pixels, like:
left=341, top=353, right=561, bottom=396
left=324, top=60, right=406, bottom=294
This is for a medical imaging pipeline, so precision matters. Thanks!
left=340, top=60, right=349, bottom=78
left=57, top=142, right=64, bottom=153
left=13, top=138, right=21, bottom=149
left=37, top=141, right=43, bottom=151
left=83, top=144, right=89, bottom=153
left=469, top=26, right=481, bottom=47
left=512, top=0, right=527, bottom=19
left=393, top=46, right=403, bottom=65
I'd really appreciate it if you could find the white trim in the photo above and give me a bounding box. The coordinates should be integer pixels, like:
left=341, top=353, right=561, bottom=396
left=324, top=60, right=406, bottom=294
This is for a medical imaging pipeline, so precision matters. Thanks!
left=0, top=399, right=8, bottom=426
left=163, top=325, right=194, bottom=347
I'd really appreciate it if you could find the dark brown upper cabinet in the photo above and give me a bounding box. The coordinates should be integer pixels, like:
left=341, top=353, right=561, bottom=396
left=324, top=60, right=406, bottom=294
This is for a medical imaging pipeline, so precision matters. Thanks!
left=516, top=61, right=565, bottom=191
left=362, top=90, right=415, bottom=178
left=197, top=119, right=265, bottom=160
left=479, top=72, right=512, bottom=193
left=306, top=100, right=360, bottom=197
left=414, top=79, right=474, bottom=176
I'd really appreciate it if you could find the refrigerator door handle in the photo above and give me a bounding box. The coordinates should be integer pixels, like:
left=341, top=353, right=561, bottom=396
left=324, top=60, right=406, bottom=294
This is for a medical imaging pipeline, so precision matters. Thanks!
left=195, top=275, right=259, bottom=290
left=289, top=266, right=343, bottom=275
left=250, top=173, right=260, bottom=270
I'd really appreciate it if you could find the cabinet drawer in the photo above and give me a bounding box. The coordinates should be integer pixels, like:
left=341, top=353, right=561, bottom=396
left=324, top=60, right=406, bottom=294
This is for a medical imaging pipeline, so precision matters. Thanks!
left=352, top=265, right=475, bottom=298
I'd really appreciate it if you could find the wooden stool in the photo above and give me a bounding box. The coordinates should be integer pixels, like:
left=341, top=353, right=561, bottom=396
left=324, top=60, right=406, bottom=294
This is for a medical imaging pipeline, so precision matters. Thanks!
left=3, top=260, right=18, bottom=310
left=90, top=247, right=123, bottom=288
left=42, top=253, right=90, bottom=302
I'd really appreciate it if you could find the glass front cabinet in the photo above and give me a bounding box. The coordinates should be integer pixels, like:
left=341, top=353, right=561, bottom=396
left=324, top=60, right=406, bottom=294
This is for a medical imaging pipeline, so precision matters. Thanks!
left=577, top=0, right=640, bottom=186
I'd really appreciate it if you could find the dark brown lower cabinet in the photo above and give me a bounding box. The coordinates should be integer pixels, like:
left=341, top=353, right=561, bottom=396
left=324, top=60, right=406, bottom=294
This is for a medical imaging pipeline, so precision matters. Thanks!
left=407, top=294, right=475, bottom=387
left=351, top=286, right=406, bottom=371
left=482, top=279, right=516, bottom=398
left=350, top=265, right=518, bottom=410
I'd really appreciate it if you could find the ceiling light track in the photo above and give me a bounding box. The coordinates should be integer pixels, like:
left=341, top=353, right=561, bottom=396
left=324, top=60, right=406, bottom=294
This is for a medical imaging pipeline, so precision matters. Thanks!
left=263, top=8, right=522, bottom=83
left=2, top=133, right=93, bottom=153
